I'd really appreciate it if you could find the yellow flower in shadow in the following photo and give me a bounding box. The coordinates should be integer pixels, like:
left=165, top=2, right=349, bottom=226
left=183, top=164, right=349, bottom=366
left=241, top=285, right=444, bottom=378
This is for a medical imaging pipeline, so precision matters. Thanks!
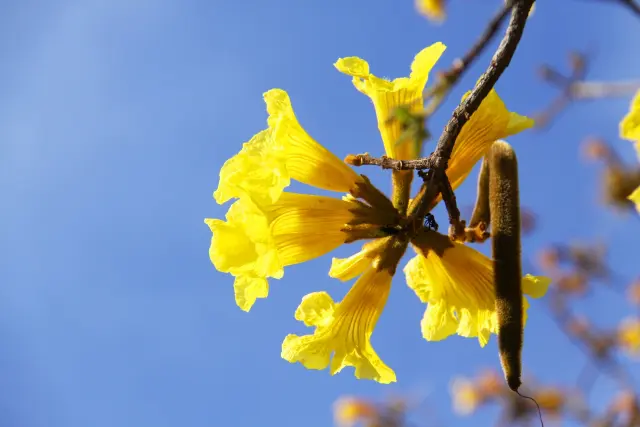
left=404, top=230, right=550, bottom=346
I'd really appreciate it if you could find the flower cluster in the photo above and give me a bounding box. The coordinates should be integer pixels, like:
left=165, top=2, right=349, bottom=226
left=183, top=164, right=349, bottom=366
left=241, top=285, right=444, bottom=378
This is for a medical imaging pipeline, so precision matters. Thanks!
left=205, top=42, right=550, bottom=383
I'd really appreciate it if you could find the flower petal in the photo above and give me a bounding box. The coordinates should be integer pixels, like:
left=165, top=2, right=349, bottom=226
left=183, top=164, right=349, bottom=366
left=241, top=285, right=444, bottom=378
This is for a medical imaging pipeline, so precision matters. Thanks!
left=205, top=193, right=358, bottom=310
left=630, top=185, right=640, bottom=213
left=264, top=89, right=362, bottom=192
left=420, top=300, right=458, bottom=342
left=265, top=193, right=357, bottom=266
left=294, top=291, right=336, bottom=328
left=281, top=267, right=396, bottom=383
left=620, top=89, right=640, bottom=142
left=448, top=90, right=533, bottom=192
left=521, top=274, right=552, bottom=299
left=329, top=238, right=393, bottom=282
left=214, top=129, right=290, bottom=206
left=335, top=43, right=446, bottom=160
left=405, top=230, right=549, bottom=346
left=234, top=275, right=269, bottom=312
left=205, top=199, right=283, bottom=280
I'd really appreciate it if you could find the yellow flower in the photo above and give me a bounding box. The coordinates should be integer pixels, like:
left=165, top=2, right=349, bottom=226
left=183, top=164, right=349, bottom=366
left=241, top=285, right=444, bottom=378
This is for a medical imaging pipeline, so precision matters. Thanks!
left=620, top=89, right=640, bottom=143
left=534, top=387, right=565, bottom=415
left=333, top=396, right=378, bottom=427
left=205, top=193, right=367, bottom=311
left=214, top=89, right=363, bottom=206
left=282, top=264, right=398, bottom=384
left=620, top=91, right=640, bottom=212
left=450, top=377, right=481, bottom=415
left=416, top=0, right=446, bottom=23
left=442, top=90, right=534, bottom=200
left=404, top=230, right=551, bottom=346
left=334, top=42, right=446, bottom=160
left=618, top=317, right=640, bottom=359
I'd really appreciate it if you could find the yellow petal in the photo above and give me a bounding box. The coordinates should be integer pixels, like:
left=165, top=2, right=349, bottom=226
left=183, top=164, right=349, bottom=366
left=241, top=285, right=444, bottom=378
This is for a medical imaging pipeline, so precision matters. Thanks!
left=264, top=192, right=357, bottom=266
left=629, top=186, right=640, bottom=213
left=329, top=238, right=392, bottom=282
left=416, top=0, right=446, bottom=23
left=205, top=193, right=357, bottom=310
left=448, top=90, right=533, bottom=192
left=214, top=129, right=290, bottom=206
left=281, top=267, right=396, bottom=383
left=620, top=90, right=640, bottom=142
left=420, top=300, right=458, bottom=341
left=205, top=199, right=283, bottom=280
left=521, top=274, right=551, bottom=298
left=264, top=89, right=362, bottom=192
left=234, top=275, right=269, bottom=312
left=405, top=231, right=549, bottom=346
left=506, top=112, right=536, bottom=137
left=335, top=43, right=446, bottom=160
left=329, top=251, right=372, bottom=282
left=295, top=291, right=336, bottom=327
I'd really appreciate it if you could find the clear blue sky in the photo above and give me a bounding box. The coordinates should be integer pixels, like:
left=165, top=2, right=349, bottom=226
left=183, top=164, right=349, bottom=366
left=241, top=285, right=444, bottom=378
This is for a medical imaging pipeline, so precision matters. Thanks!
left=1, top=1, right=639, bottom=427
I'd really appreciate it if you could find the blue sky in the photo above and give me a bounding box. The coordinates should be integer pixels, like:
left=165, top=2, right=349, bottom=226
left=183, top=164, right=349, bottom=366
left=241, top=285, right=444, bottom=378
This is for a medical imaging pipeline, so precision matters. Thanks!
left=1, top=1, right=639, bottom=427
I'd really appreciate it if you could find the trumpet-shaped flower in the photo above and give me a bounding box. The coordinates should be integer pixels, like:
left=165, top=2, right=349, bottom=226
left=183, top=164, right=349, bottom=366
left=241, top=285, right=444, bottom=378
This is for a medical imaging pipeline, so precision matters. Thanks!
left=206, top=193, right=370, bottom=311
left=335, top=42, right=446, bottom=161
left=404, top=230, right=550, bottom=346
left=281, top=265, right=397, bottom=384
left=214, top=89, right=363, bottom=206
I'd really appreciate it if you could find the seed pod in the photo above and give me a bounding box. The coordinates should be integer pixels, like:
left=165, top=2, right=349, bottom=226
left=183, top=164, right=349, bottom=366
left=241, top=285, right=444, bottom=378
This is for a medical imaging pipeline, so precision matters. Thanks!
left=469, top=155, right=491, bottom=228
left=488, top=141, right=523, bottom=392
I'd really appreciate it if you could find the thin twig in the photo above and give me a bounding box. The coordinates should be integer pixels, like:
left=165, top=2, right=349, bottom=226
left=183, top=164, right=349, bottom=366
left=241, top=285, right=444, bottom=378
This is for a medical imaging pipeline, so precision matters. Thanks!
left=423, top=2, right=512, bottom=117
left=570, top=80, right=640, bottom=99
left=413, top=0, right=535, bottom=223
left=534, top=51, right=591, bottom=129
left=345, top=153, right=436, bottom=170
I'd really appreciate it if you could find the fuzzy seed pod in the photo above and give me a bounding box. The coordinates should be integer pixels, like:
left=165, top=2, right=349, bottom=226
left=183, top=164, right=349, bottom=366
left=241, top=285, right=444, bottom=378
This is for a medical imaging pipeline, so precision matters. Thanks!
left=488, top=141, right=523, bottom=392
left=469, top=156, right=491, bottom=228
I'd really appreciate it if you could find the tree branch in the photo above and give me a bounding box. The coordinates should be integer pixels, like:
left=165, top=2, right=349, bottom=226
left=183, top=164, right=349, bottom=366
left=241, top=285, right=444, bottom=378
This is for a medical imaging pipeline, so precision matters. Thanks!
left=422, top=1, right=513, bottom=117
left=410, top=0, right=535, bottom=224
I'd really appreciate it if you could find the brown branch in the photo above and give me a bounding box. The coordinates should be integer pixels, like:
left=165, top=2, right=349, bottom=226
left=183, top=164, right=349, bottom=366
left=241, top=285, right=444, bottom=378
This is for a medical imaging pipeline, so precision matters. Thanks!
left=411, top=0, right=535, bottom=224
left=620, top=0, right=640, bottom=16
left=533, top=50, right=591, bottom=129
left=345, top=153, right=436, bottom=170
left=570, top=80, right=640, bottom=99
left=423, top=1, right=512, bottom=117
